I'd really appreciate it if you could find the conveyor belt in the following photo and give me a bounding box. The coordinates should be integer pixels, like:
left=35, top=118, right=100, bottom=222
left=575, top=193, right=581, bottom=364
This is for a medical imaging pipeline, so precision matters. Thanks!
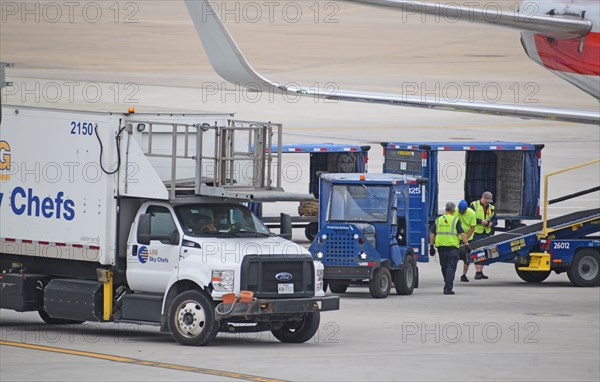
left=471, top=208, right=600, bottom=250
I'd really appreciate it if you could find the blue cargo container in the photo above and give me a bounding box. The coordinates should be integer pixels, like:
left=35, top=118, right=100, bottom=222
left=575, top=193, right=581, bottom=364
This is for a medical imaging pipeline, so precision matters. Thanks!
left=382, top=141, right=544, bottom=229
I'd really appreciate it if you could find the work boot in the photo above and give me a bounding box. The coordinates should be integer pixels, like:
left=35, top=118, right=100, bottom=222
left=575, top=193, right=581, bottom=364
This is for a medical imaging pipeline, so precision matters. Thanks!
left=443, top=289, right=455, bottom=295
left=461, top=275, right=469, bottom=282
left=475, top=272, right=489, bottom=280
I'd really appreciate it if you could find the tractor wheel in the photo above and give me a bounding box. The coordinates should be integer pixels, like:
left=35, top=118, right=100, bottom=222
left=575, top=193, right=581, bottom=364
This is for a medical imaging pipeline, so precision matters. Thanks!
left=369, top=267, right=392, bottom=299
left=394, top=255, right=417, bottom=295
left=305, top=223, right=319, bottom=242
left=329, top=281, right=349, bottom=294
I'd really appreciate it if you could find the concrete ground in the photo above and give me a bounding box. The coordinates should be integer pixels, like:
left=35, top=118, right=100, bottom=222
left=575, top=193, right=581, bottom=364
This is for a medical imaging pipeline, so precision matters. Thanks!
left=1, top=262, right=599, bottom=382
left=1, top=0, right=599, bottom=381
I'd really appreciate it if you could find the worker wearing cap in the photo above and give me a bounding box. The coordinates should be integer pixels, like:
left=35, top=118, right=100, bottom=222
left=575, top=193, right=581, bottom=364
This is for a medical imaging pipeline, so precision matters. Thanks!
left=454, top=200, right=476, bottom=282
left=429, top=202, right=470, bottom=295
left=470, top=191, right=498, bottom=280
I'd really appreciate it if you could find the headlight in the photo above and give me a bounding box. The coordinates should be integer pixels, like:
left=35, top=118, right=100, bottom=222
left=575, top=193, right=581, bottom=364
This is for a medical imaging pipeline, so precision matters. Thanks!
left=212, top=270, right=234, bottom=292
left=316, top=269, right=324, bottom=291
left=316, top=251, right=324, bottom=260
left=359, top=252, right=367, bottom=260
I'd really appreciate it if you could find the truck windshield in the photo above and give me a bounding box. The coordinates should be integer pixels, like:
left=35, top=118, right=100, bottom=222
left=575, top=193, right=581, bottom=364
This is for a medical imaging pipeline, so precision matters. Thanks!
left=174, top=204, right=272, bottom=237
left=329, top=185, right=390, bottom=223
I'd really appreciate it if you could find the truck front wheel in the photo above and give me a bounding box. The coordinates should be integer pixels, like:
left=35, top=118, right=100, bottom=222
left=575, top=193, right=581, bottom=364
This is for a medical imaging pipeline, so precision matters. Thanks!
left=394, top=256, right=417, bottom=295
left=369, top=267, right=391, bottom=298
left=567, top=249, right=599, bottom=287
left=168, top=290, right=219, bottom=346
left=514, top=265, right=551, bottom=283
left=271, top=311, right=320, bottom=343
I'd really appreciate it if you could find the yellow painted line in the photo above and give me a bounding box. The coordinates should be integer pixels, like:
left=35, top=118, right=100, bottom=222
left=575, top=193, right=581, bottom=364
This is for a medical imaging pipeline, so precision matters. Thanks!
left=0, top=340, right=286, bottom=382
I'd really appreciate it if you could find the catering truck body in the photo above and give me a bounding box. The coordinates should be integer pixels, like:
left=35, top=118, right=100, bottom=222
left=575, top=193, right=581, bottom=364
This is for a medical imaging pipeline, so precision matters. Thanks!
left=0, top=105, right=339, bottom=346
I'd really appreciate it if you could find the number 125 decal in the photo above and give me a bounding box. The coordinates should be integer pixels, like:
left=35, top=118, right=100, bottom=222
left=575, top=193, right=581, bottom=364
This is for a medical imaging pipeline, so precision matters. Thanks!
left=70, top=122, right=95, bottom=136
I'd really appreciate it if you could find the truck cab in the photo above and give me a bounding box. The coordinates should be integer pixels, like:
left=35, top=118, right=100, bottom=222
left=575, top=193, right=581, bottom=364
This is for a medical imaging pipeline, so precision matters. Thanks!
left=121, top=199, right=330, bottom=345
left=309, top=174, right=428, bottom=298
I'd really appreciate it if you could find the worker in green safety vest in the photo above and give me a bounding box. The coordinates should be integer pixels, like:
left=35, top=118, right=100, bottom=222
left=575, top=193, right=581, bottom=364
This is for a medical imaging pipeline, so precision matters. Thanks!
left=454, top=200, right=477, bottom=282
left=470, top=191, right=498, bottom=280
left=429, top=202, right=471, bottom=295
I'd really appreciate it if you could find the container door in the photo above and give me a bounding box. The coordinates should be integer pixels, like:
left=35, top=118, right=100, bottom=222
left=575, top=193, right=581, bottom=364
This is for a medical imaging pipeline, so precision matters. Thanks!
left=521, top=150, right=541, bottom=218
left=465, top=151, right=497, bottom=205
left=127, top=205, right=182, bottom=293
left=383, top=148, right=435, bottom=220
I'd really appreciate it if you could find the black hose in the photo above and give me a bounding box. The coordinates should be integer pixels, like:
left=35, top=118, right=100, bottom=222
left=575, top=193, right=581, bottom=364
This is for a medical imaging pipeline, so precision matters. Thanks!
left=95, top=125, right=126, bottom=175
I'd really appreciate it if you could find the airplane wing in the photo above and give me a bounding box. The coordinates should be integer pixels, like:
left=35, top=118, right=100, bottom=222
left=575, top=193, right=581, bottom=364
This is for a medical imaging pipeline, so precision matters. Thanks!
left=185, top=0, right=600, bottom=126
left=350, top=0, right=593, bottom=39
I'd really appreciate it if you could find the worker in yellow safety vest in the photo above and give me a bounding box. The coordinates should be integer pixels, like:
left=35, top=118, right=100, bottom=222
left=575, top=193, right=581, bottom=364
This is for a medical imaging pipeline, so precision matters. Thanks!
left=470, top=191, right=498, bottom=280
left=429, top=202, right=471, bottom=295
left=454, top=200, right=476, bottom=282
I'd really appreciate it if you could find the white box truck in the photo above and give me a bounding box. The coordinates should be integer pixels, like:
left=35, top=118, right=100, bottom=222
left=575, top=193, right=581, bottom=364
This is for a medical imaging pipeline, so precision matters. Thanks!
left=0, top=105, right=338, bottom=346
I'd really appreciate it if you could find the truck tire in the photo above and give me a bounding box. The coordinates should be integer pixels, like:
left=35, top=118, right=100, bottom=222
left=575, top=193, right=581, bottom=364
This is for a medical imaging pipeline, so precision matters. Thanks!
left=271, top=311, right=320, bottom=343
left=394, top=256, right=417, bottom=296
left=567, top=249, right=599, bottom=287
left=514, top=265, right=551, bottom=283
left=38, top=310, right=84, bottom=325
left=305, top=223, right=318, bottom=242
left=369, top=267, right=391, bottom=299
left=168, top=290, right=219, bottom=346
left=329, top=281, right=349, bottom=294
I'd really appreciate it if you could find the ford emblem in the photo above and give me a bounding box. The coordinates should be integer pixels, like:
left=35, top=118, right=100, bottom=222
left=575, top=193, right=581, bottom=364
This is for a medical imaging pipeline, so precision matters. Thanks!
left=275, top=272, right=293, bottom=282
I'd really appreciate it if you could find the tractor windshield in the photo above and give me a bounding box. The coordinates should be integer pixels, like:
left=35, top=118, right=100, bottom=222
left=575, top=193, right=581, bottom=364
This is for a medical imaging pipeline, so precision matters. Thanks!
left=329, top=184, right=390, bottom=223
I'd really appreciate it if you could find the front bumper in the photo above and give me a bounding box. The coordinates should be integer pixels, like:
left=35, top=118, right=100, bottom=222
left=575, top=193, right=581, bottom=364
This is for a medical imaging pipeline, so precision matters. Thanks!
left=324, top=266, right=375, bottom=280
left=215, top=296, right=339, bottom=321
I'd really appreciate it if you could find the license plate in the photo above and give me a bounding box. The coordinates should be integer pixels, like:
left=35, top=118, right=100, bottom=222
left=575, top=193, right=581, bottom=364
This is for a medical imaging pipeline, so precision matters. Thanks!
left=278, top=283, right=294, bottom=294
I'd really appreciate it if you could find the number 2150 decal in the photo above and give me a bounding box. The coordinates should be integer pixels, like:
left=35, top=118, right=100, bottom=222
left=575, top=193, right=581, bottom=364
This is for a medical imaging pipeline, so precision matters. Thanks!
left=70, top=121, right=95, bottom=136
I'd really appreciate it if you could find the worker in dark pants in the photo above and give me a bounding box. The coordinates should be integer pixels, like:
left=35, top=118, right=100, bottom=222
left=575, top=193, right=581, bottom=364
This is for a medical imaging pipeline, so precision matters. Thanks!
left=429, top=202, right=471, bottom=295
left=470, top=191, right=498, bottom=279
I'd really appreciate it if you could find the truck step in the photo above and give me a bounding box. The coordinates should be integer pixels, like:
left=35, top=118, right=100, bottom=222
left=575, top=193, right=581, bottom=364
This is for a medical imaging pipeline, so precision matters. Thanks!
left=518, top=253, right=551, bottom=272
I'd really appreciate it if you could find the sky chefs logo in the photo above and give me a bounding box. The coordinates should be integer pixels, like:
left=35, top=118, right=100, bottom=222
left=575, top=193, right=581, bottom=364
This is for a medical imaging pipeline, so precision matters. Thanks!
left=0, top=140, right=11, bottom=181
left=0, top=187, right=76, bottom=221
left=137, top=246, right=168, bottom=264
left=138, top=246, right=149, bottom=264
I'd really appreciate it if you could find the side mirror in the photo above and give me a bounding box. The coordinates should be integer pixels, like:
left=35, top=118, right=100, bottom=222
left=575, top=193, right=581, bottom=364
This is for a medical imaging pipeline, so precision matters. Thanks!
left=278, top=213, right=292, bottom=240
left=137, top=213, right=152, bottom=245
